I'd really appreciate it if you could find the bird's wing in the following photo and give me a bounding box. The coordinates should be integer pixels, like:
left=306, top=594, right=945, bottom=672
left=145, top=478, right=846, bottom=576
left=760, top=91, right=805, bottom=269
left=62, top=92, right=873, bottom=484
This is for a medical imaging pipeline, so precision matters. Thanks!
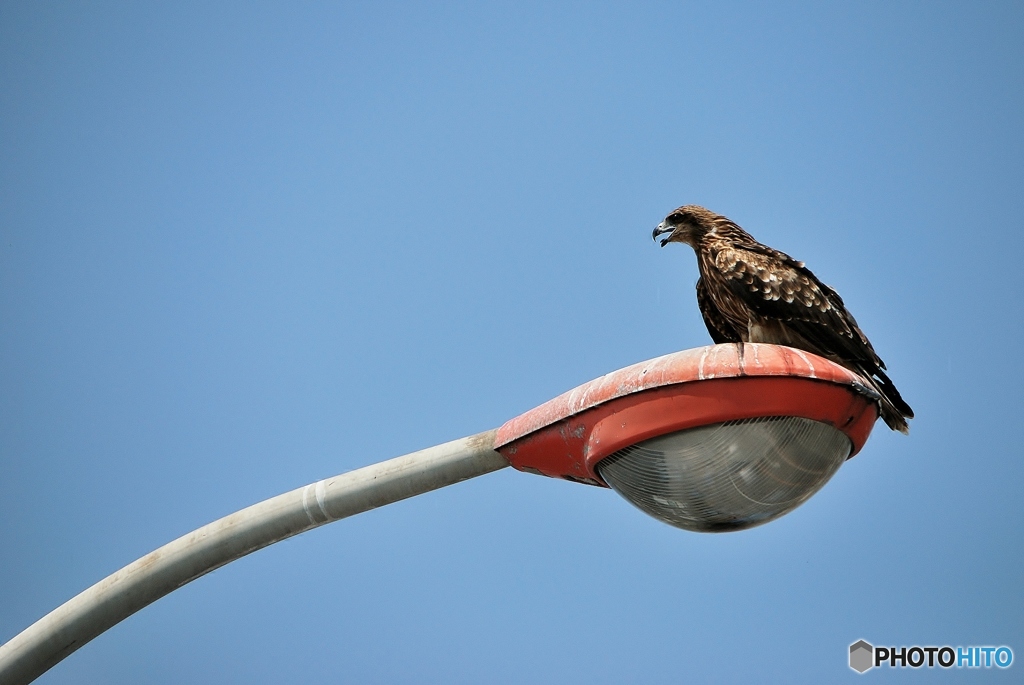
left=708, top=244, right=886, bottom=370
left=696, top=276, right=740, bottom=344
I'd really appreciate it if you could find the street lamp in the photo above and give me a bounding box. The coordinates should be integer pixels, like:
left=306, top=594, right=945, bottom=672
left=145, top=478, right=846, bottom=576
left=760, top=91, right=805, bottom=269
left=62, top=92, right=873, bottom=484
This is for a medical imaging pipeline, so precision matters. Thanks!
left=0, top=343, right=878, bottom=685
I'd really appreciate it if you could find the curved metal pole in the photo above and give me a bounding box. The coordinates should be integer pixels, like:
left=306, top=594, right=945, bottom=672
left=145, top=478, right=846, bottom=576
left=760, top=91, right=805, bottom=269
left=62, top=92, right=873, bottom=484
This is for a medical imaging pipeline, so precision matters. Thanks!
left=0, top=430, right=508, bottom=685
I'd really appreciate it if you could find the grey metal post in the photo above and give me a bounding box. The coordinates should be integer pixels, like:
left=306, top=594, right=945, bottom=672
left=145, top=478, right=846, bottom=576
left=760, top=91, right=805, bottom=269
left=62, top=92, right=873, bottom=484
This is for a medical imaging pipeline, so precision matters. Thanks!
left=0, top=430, right=508, bottom=685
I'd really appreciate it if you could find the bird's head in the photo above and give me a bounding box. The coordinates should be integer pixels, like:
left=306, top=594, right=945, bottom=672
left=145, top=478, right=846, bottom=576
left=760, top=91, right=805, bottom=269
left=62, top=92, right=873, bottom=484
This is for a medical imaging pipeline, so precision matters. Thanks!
left=652, top=205, right=719, bottom=247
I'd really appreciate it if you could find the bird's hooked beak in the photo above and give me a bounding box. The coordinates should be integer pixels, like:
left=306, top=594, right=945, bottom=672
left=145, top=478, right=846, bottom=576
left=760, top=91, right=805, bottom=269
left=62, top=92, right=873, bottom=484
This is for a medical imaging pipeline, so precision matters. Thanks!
left=652, top=221, right=675, bottom=247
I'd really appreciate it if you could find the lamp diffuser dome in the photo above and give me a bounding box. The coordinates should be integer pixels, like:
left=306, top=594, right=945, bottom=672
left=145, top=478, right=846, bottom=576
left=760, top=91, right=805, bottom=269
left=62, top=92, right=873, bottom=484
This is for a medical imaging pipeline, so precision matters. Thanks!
left=595, top=415, right=851, bottom=532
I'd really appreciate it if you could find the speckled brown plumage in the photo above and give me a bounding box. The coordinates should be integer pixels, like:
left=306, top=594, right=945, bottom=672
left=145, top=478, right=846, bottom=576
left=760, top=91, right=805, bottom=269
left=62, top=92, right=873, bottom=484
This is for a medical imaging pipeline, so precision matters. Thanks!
left=654, top=204, right=913, bottom=433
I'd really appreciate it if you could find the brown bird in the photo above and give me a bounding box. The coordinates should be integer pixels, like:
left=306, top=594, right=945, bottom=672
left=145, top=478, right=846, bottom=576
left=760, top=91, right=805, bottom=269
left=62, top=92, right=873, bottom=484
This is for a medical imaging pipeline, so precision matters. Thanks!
left=653, top=204, right=913, bottom=433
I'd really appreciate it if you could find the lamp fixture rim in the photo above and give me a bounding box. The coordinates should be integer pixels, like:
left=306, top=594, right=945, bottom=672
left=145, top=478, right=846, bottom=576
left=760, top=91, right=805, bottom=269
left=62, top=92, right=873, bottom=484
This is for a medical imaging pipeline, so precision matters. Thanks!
left=495, top=343, right=877, bottom=450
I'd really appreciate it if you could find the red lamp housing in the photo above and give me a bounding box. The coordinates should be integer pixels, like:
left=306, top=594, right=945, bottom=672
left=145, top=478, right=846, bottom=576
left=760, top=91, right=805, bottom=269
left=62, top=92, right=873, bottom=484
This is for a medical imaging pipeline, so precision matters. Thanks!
left=495, top=344, right=879, bottom=531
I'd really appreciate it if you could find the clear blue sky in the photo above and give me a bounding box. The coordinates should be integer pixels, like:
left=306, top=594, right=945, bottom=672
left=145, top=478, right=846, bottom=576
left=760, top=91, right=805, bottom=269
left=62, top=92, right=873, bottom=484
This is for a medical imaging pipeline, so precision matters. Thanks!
left=2, top=2, right=1022, bottom=682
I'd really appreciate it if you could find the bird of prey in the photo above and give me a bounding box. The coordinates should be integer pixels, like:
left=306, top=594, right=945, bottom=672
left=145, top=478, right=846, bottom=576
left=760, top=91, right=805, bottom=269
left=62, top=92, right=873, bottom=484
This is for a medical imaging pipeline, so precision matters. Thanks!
left=653, top=204, right=913, bottom=433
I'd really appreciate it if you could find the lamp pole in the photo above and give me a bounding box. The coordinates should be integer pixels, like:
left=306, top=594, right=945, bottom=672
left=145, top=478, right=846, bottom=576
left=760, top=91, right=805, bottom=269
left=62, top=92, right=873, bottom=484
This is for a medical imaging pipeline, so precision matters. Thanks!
left=0, top=432, right=509, bottom=685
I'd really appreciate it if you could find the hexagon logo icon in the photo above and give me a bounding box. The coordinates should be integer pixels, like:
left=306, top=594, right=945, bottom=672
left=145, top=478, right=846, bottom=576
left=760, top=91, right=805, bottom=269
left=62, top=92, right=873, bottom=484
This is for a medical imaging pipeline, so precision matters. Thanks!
left=849, top=640, right=874, bottom=673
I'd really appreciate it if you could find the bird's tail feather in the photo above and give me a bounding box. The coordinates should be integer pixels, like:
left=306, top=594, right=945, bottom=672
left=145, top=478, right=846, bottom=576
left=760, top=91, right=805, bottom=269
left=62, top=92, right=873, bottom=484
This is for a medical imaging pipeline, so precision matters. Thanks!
left=865, top=368, right=913, bottom=434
